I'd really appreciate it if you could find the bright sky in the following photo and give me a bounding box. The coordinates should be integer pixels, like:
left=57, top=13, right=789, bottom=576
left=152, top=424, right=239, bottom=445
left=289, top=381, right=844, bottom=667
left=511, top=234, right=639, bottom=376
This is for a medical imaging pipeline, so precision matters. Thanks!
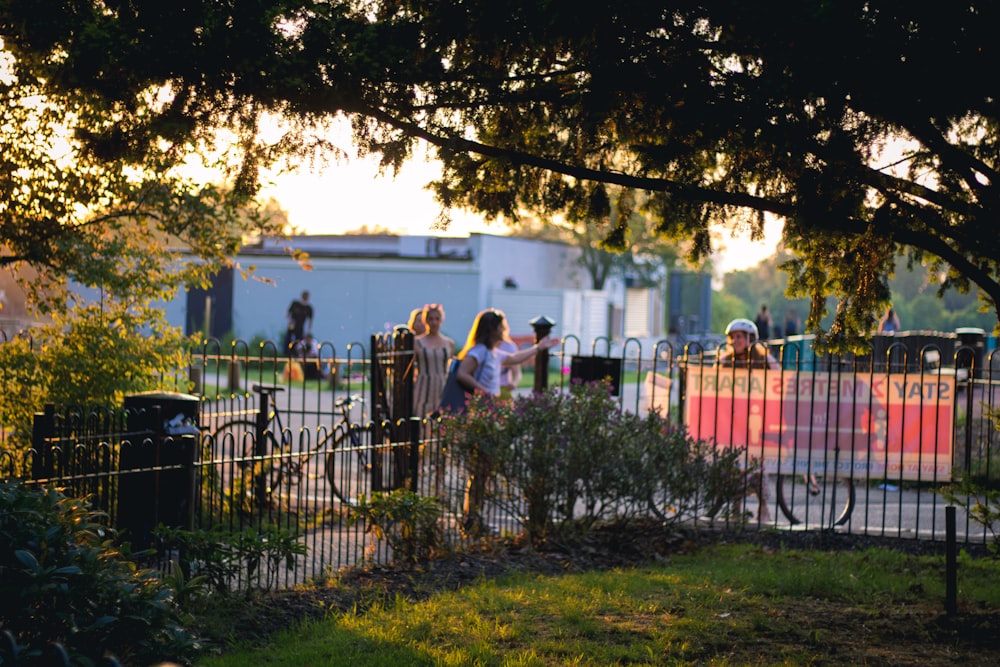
left=262, top=151, right=781, bottom=274
left=261, top=151, right=499, bottom=238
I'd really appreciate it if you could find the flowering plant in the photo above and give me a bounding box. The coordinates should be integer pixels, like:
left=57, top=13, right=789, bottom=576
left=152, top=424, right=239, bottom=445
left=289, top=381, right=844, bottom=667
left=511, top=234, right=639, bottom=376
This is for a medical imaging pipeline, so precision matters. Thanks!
left=439, top=380, right=745, bottom=544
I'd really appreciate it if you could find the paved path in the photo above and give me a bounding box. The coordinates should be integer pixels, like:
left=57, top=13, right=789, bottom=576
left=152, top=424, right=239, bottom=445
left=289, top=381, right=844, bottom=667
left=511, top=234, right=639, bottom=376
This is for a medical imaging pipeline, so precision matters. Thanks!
left=198, top=378, right=990, bottom=587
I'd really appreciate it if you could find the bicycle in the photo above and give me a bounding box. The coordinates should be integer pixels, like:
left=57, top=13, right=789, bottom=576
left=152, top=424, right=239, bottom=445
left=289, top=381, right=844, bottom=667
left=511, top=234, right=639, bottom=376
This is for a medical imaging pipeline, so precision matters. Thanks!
left=690, top=471, right=855, bottom=528
left=210, top=384, right=371, bottom=507
left=775, top=472, right=855, bottom=527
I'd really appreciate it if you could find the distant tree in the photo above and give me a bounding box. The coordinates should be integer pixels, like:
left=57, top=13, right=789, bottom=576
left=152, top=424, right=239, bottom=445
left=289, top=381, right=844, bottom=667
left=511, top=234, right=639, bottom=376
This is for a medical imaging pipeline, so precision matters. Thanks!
left=5, top=2, right=1000, bottom=348
left=0, top=77, right=282, bottom=312
left=515, top=188, right=687, bottom=291
left=710, top=291, right=747, bottom=336
left=342, top=224, right=396, bottom=236
left=717, top=253, right=994, bottom=339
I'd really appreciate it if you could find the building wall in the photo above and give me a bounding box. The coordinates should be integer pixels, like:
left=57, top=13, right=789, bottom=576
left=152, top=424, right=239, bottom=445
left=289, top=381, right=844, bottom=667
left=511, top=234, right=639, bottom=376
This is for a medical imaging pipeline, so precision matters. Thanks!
left=154, top=232, right=635, bottom=352
left=149, top=233, right=574, bottom=349
left=229, top=254, right=481, bottom=350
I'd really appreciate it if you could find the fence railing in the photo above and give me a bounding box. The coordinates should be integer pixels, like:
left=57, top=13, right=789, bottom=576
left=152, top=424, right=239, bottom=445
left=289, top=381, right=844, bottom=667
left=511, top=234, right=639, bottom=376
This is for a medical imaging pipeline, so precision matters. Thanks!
left=3, top=333, right=999, bottom=590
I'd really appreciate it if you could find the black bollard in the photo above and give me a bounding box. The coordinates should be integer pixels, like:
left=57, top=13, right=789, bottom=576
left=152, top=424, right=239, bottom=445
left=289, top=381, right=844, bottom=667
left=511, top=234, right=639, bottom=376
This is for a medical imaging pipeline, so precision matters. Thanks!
left=945, top=505, right=957, bottom=614
left=529, top=315, right=557, bottom=393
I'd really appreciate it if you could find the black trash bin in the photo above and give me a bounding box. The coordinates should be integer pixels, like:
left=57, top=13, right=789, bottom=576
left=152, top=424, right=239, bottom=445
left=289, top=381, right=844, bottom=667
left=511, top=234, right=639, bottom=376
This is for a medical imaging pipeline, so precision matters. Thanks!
left=118, top=392, right=201, bottom=548
left=570, top=356, right=623, bottom=396
left=955, top=327, right=987, bottom=379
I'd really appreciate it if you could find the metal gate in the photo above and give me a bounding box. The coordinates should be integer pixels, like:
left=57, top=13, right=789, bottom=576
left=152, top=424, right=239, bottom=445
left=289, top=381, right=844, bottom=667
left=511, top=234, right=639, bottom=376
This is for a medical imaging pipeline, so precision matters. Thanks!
left=369, top=329, right=417, bottom=491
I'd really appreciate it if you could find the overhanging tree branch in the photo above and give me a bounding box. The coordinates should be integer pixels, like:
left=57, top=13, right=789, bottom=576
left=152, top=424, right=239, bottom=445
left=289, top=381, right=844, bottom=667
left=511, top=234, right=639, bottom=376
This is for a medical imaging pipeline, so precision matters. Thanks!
left=356, top=102, right=798, bottom=218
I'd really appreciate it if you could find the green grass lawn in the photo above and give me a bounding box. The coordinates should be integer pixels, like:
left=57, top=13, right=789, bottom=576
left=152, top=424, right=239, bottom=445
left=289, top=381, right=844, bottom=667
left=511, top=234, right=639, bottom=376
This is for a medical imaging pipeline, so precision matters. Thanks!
left=197, top=543, right=1000, bottom=666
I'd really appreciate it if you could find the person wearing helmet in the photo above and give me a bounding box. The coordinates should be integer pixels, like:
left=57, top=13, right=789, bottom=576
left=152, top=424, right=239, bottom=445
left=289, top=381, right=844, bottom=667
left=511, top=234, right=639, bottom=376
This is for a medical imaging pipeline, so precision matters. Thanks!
left=718, top=318, right=779, bottom=370
left=720, top=318, right=815, bottom=492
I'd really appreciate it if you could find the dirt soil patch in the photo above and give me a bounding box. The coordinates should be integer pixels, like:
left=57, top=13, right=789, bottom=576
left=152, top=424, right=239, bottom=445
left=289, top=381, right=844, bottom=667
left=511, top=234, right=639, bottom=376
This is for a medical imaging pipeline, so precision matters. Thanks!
left=204, top=524, right=1000, bottom=666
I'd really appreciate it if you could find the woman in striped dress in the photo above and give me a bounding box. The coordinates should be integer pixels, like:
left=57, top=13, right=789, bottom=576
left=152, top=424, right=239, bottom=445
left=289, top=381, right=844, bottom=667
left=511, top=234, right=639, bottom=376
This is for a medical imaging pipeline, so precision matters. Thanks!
left=412, top=304, right=455, bottom=417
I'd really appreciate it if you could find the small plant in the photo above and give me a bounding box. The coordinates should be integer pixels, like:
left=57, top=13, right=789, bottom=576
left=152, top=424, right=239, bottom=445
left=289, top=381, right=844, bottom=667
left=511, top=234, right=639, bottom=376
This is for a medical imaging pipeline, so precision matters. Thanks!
left=940, top=478, right=1000, bottom=555
left=347, top=489, right=445, bottom=565
left=155, top=524, right=308, bottom=593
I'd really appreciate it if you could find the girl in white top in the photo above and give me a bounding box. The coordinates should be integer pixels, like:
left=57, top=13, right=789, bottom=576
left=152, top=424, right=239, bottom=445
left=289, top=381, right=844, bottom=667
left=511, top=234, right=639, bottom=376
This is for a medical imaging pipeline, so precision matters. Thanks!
left=456, top=309, right=558, bottom=396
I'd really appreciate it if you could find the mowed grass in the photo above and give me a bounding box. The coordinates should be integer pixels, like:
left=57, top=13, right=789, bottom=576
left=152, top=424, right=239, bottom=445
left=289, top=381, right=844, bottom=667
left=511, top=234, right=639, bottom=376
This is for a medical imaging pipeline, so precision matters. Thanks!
left=198, top=543, right=1000, bottom=666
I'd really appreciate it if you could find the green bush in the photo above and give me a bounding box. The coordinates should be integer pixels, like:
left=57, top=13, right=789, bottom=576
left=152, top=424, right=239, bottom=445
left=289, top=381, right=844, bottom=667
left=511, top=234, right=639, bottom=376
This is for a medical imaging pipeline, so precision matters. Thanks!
left=442, top=381, right=745, bottom=545
left=0, top=302, right=192, bottom=458
left=0, top=482, right=202, bottom=666
left=348, top=489, right=445, bottom=565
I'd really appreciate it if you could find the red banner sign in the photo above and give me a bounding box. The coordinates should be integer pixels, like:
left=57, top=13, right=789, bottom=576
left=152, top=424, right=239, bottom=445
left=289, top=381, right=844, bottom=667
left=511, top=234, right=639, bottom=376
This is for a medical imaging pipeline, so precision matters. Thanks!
left=684, top=368, right=955, bottom=481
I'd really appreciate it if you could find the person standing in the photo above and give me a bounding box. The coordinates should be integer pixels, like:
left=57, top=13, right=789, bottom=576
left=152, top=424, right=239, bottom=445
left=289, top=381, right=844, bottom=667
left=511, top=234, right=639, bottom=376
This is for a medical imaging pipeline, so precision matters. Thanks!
left=783, top=307, right=801, bottom=338
left=456, top=309, right=557, bottom=397
left=454, top=309, right=558, bottom=533
left=754, top=304, right=772, bottom=341
left=878, top=306, right=901, bottom=334
left=406, top=307, right=427, bottom=336
left=411, top=304, right=455, bottom=497
left=284, top=291, right=313, bottom=353
left=412, top=304, right=455, bottom=417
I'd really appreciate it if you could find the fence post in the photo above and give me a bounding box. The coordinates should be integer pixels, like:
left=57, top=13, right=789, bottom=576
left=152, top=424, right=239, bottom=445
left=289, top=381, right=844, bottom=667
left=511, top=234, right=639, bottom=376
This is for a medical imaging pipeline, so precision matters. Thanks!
left=188, top=365, right=203, bottom=394
left=391, top=330, right=414, bottom=489
left=529, top=315, right=556, bottom=393
left=254, top=386, right=270, bottom=508
left=370, top=333, right=386, bottom=492
left=408, top=417, right=421, bottom=493
left=945, top=505, right=957, bottom=614
left=227, top=360, right=242, bottom=393
left=31, top=404, right=56, bottom=480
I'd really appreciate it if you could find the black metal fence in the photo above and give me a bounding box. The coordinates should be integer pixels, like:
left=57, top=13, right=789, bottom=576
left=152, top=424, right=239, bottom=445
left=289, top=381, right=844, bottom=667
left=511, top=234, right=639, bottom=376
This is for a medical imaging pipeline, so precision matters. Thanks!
left=4, top=331, right=1000, bottom=590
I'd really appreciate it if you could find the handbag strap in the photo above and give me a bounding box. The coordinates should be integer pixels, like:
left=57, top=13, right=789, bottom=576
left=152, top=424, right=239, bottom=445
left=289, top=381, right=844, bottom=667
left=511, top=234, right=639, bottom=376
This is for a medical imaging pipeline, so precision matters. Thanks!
left=452, top=349, right=487, bottom=390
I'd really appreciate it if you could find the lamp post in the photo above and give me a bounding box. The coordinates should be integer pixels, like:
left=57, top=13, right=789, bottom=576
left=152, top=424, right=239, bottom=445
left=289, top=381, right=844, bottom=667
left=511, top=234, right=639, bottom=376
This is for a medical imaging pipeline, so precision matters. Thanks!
left=529, top=315, right=557, bottom=393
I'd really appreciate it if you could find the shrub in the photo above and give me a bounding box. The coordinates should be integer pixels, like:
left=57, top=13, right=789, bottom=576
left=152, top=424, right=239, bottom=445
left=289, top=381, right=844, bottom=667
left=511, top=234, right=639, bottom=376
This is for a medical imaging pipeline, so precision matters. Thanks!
left=441, top=381, right=746, bottom=545
left=347, top=489, right=445, bottom=565
left=0, top=482, right=202, bottom=665
left=0, top=302, right=192, bottom=458
left=440, top=392, right=515, bottom=537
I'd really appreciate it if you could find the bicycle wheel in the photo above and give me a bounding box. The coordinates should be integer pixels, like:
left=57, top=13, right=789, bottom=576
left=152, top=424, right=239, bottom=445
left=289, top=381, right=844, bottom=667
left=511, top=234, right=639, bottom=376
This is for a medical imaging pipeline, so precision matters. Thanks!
left=325, top=424, right=372, bottom=505
left=776, top=473, right=855, bottom=528
left=212, top=420, right=286, bottom=509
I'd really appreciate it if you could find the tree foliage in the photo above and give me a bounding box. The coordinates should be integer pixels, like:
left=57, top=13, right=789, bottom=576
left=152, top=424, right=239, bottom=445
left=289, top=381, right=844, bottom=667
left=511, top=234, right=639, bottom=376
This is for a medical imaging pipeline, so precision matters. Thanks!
left=0, top=28, right=290, bottom=443
left=0, top=69, right=281, bottom=312
left=4, top=2, right=1000, bottom=348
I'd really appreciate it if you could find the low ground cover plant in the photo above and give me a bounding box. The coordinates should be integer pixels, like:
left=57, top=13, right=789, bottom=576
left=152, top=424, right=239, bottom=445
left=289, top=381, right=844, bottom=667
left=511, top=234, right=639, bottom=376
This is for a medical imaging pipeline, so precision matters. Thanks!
left=155, top=524, right=307, bottom=593
left=0, top=482, right=202, bottom=665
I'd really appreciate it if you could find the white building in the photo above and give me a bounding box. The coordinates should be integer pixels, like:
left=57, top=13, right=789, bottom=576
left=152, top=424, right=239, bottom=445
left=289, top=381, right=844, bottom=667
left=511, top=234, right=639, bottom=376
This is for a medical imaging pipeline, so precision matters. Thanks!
left=163, top=232, right=665, bottom=353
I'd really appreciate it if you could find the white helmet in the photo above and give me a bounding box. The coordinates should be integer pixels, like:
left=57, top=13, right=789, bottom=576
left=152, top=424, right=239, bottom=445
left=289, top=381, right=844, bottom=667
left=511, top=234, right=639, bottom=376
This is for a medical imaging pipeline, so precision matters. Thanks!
left=725, top=318, right=759, bottom=344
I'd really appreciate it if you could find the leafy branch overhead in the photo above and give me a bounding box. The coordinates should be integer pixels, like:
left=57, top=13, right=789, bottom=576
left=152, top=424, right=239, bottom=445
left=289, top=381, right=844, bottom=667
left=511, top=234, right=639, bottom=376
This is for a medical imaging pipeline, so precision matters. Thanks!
left=0, top=57, right=286, bottom=312
left=4, top=2, right=1000, bottom=343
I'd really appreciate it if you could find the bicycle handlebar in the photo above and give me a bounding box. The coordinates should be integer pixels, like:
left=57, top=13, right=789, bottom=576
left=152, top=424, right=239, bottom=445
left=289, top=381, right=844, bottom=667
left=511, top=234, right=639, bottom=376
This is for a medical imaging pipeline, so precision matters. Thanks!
left=335, top=394, right=364, bottom=410
left=251, top=383, right=286, bottom=395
